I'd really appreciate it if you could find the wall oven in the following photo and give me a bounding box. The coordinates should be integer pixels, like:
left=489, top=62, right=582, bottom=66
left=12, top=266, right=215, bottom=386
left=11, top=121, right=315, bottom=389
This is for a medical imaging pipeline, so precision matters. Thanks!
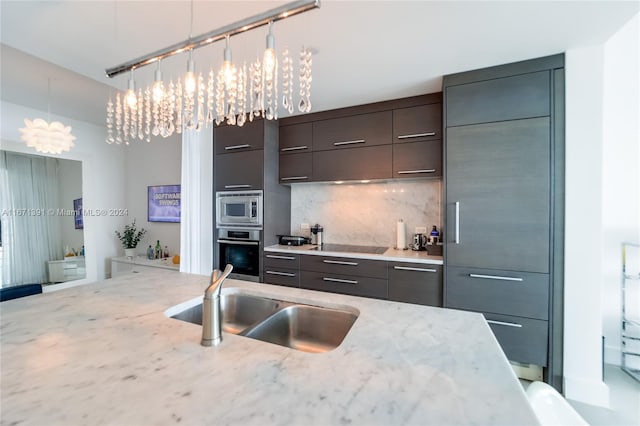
left=217, top=228, right=261, bottom=282
left=216, top=190, right=263, bottom=228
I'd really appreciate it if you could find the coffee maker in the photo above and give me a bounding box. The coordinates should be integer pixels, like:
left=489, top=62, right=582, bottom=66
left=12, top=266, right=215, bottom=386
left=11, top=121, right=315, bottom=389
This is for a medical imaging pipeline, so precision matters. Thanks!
left=411, top=233, right=427, bottom=251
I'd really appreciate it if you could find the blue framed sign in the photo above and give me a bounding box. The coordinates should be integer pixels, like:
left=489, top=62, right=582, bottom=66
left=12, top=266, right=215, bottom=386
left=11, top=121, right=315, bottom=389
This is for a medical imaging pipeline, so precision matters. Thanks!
left=148, top=185, right=181, bottom=223
left=73, top=198, right=83, bottom=229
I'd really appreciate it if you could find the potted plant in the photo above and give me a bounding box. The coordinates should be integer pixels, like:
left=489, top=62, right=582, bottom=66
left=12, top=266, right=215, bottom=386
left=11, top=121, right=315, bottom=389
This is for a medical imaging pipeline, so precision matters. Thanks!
left=115, top=219, right=147, bottom=258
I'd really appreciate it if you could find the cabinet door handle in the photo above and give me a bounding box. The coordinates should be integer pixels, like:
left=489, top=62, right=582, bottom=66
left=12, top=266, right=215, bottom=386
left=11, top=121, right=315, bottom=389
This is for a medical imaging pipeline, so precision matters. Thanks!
left=217, top=239, right=260, bottom=246
left=323, top=259, right=358, bottom=266
left=487, top=319, right=523, bottom=328
left=323, top=277, right=358, bottom=285
left=469, top=273, right=523, bottom=282
left=224, top=184, right=252, bottom=189
left=281, top=146, right=308, bottom=152
left=266, top=255, right=296, bottom=260
left=281, top=176, right=309, bottom=181
left=397, top=169, right=436, bottom=175
left=397, top=132, right=436, bottom=139
left=333, top=139, right=365, bottom=146
left=454, top=201, right=460, bottom=244
left=393, top=266, right=437, bottom=273
left=266, top=270, right=296, bottom=277
left=225, top=144, right=251, bottom=150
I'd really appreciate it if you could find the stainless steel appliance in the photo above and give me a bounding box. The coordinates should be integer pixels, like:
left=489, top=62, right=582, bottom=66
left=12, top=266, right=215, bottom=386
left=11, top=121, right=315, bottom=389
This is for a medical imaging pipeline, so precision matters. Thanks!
left=310, top=224, right=324, bottom=245
left=411, top=234, right=427, bottom=251
left=217, top=228, right=261, bottom=282
left=278, top=235, right=310, bottom=246
left=216, top=190, right=263, bottom=228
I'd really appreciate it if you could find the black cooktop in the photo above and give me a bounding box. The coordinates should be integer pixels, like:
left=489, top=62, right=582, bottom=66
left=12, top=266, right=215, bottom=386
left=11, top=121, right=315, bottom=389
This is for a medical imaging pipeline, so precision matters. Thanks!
left=313, top=244, right=388, bottom=255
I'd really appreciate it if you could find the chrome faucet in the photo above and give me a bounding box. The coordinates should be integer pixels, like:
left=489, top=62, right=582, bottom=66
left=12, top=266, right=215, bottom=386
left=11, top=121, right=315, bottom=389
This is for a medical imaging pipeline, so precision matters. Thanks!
left=201, top=264, right=233, bottom=347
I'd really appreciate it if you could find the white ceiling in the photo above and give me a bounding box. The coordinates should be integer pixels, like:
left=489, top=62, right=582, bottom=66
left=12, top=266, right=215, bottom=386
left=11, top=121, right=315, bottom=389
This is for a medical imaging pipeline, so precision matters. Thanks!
left=1, top=1, right=638, bottom=126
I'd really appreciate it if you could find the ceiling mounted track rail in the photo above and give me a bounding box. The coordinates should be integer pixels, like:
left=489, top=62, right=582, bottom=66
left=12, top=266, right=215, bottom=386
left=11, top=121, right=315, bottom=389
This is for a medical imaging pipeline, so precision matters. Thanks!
left=105, top=0, right=320, bottom=78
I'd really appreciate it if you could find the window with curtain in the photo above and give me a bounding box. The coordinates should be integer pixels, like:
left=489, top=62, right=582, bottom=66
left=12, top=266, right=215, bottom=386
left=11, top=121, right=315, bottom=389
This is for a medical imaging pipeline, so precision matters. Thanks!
left=0, top=151, right=63, bottom=287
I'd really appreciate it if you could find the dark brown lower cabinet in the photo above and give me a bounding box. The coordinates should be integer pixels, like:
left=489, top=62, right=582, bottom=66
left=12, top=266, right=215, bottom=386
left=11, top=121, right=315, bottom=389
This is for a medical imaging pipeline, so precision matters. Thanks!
left=300, top=271, right=388, bottom=299
left=393, top=140, right=442, bottom=179
left=263, top=254, right=300, bottom=287
left=312, top=145, right=392, bottom=182
left=388, top=263, right=442, bottom=306
left=483, top=312, right=549, bottom=366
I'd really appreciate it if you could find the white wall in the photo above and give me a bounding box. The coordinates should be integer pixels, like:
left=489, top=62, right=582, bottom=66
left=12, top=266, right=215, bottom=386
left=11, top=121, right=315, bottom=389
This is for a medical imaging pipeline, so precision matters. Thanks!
left=602, top=14, right=640, bottom=366
left=1, top=101, right=126, bottom=283
left=563, top=12, right=640, bottom=407
left=564, top=44, right=609, bottom=407
left=123, top=133, right=182, bottom=259
left=58, top=158, right=84, bottom=253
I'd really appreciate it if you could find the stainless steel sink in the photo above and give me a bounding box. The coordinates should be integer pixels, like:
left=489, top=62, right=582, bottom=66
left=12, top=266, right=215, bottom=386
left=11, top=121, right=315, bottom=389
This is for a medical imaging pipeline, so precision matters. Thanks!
left=169, top=292, right=358, bottom=352
left=242, top=305, right=358, bottom=353
left=170, top=293, right=292, bottom=334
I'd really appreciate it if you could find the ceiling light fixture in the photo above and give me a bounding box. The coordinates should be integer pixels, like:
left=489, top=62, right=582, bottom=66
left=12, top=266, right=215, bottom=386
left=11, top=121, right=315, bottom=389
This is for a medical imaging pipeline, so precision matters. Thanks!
left=20, top=79, right=76, bottom=154
left=104, top=0, right=320, bottom=145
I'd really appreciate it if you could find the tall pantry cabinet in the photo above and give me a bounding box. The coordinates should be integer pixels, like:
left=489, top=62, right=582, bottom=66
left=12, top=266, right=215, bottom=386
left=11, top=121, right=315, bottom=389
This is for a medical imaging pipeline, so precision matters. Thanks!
left=442, top=55, right=565, bottom=391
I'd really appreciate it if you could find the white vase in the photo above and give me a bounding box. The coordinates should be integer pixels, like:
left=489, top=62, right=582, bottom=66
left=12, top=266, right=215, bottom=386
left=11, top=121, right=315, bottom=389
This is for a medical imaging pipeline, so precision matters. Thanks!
left=124, top=248, right=136, bottom=258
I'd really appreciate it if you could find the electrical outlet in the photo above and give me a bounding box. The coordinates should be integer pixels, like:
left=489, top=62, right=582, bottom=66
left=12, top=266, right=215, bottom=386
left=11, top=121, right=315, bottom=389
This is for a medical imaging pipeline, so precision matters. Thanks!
left=415, top=226, right=427, bottom=234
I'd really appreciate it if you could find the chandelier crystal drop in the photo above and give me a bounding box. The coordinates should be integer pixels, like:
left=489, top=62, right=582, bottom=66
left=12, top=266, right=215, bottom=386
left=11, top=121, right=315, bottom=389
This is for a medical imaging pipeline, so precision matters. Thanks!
left=104, top=0, right=317, bottom=145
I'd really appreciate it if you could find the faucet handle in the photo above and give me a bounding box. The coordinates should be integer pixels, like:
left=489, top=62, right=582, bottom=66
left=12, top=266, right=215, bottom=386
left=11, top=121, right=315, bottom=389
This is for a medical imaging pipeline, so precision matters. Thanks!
left=216, top=264, right=233, bottom=283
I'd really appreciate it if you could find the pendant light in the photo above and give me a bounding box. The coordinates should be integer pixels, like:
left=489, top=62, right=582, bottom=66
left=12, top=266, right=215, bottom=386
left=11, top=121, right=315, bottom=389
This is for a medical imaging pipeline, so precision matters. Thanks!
left=20, top=78, right=76, bottom=154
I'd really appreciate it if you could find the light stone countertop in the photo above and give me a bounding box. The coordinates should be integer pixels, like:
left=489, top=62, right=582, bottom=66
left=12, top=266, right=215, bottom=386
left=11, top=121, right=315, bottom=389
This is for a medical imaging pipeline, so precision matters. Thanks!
left=265, top=244, right=444, bottom=265
left=0, top=269, right=537, bottom=425
left=111, top=255, right=180, bottom=271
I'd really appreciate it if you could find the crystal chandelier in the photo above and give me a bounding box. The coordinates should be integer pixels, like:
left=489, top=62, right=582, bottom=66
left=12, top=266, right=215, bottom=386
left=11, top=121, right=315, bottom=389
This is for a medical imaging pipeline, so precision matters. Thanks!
left=105, top=0, right=319, bottom=145
left=20, top=78, right=76, bottom=154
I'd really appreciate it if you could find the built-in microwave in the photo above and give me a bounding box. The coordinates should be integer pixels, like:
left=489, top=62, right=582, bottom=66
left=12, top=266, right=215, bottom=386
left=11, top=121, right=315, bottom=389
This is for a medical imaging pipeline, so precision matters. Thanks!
left=216, top=190, right=263, bottom=228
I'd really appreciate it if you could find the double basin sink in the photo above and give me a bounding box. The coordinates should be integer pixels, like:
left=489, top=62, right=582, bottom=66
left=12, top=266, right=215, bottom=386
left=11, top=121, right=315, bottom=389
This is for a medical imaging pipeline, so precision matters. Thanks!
left=168, top=291, right=359, bottom=353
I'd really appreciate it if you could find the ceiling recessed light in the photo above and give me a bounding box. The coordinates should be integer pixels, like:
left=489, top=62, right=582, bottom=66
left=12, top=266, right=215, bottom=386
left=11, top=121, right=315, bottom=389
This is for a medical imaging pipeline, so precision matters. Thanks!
left=334, top=181, right=344, bottom=184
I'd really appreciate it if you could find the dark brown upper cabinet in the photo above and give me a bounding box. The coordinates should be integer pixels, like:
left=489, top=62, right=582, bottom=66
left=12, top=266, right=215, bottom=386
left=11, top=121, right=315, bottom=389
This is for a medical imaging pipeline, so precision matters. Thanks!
left=393, top=103, right=442, bottom=144
left=214, top=119, right=265, bottom=155
left=279, top=152, right=312, bottom=183
left=313, top=145, right=392, bottom=182
left=312, top=111, right=392, bottom=152
left=393, top=140, right=442, bottom=179
left=279, top=123, right=312, bottom=154
left=278, top=93, right=443, bottom=183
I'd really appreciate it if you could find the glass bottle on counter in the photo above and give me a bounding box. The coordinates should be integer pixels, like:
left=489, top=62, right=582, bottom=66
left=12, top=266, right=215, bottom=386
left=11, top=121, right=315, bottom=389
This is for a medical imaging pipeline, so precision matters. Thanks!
left=164, top=245, right=169, bottom=258
left=155, top=240, right=161, bottom=259
left=147, top=245, right=154, bottom=260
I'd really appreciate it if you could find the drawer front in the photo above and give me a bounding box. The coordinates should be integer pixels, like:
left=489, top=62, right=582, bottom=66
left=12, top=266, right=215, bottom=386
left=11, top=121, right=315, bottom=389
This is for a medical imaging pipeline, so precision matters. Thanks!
left=312, top=145, right=392, bottom=182
left=279, top=152, right=312, bottom=183
left=300, top=271, right=388, bottom=299
left=280, top=123, right=312, bottom=153
left=264, top=253, right=300, bottom=269
left=393, top=140, right=442, bottom=179
left=445, top=266, right=549, bottom=320
left=389, top=263, right=442, bottom=307
left=446, top=71, right=550, bottom=126
left=263, top=267, right=299, bottom=288
left=483, top=312, right=548, bottom=366
left=301, top=255, right=387, bottom=279
left=214, top=119, right=264, bottom=154
left=214, top=149, right=264, bottom=191
left=393, top=104, right=442, bottom=143
left=312, top=111, right=392, bottom=151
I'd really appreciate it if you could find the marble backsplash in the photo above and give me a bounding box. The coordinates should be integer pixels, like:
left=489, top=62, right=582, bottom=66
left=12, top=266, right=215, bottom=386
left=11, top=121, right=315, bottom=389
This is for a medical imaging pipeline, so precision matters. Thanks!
left=290, top=180, right=442, bottom=247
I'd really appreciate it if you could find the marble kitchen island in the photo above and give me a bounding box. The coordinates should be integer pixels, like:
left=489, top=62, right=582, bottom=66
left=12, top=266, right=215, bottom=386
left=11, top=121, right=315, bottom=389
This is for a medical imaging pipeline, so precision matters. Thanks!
left=0, top=269, right=538, bottom=425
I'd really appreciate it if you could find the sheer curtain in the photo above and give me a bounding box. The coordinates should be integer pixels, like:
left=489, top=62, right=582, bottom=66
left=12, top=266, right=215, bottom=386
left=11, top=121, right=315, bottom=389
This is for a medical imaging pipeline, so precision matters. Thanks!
left=179, top=128, right=213, bottom=275
left=1, top=151, right=63, bottom=286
